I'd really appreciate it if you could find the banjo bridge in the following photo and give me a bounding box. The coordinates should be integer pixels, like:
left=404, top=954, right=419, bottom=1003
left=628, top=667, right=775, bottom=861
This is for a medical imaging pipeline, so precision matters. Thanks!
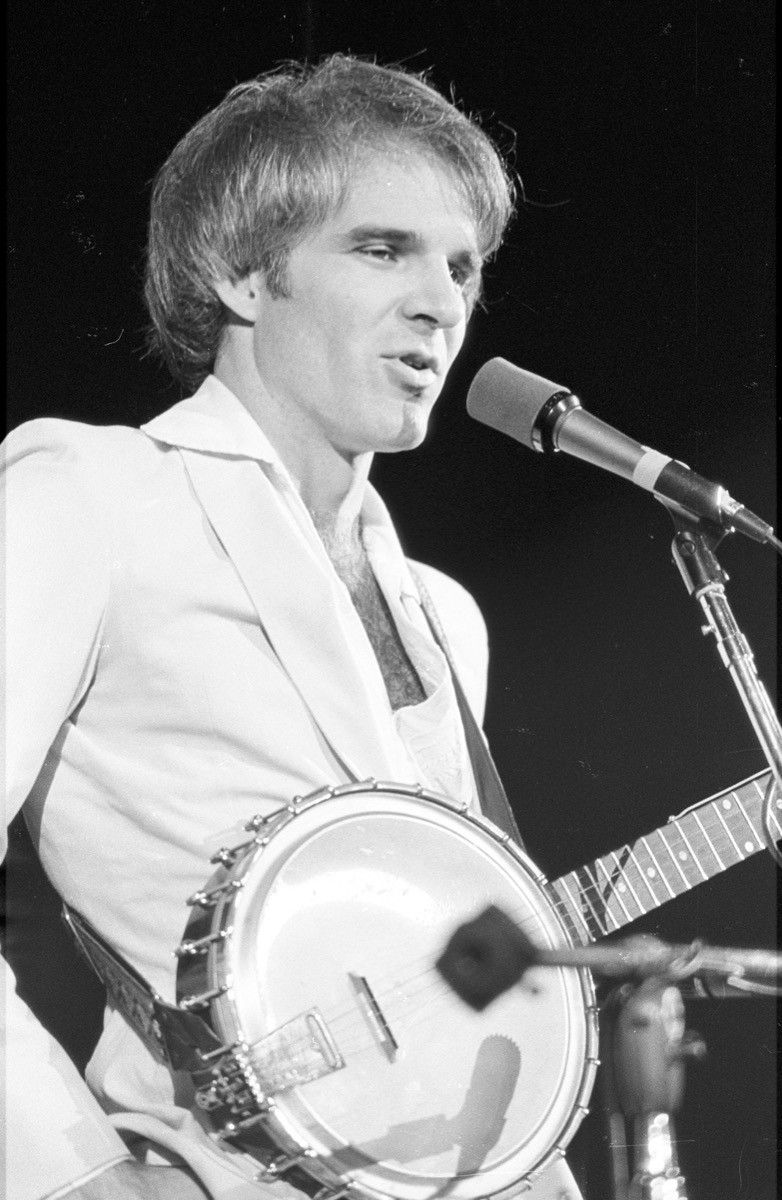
left=349, top=972, right=399, bottom=1062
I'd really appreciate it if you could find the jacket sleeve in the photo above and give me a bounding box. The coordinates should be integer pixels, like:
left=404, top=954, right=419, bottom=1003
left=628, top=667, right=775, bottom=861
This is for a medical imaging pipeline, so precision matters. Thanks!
left=1, top=421, right=131, bottom=1198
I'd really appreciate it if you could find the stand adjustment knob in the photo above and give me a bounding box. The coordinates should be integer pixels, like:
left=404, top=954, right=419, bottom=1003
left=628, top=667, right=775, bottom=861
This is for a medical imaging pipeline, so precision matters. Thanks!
left=674, top=1031, right=707, bottom=1061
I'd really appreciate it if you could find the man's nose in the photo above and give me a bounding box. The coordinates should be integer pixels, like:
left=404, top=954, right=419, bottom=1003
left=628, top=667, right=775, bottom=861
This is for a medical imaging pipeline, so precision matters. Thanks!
left=402, top=258, right=465, bottom=329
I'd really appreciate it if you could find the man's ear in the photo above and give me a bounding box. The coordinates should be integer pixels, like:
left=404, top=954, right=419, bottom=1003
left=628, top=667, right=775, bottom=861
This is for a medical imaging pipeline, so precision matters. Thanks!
left=214, top=271, right=264, bottom=323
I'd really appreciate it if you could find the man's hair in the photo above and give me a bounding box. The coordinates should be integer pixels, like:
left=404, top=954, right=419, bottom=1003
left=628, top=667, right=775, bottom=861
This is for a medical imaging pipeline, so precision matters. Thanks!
left=144, top=54, right=516, bottom=389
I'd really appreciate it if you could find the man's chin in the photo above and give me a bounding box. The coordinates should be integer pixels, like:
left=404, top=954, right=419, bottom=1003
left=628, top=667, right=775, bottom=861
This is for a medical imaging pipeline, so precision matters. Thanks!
left=375, top=427, right=430, bottom=455
left=354, top=402, right=435, bottom=455
left=393, top=403, right=432, bottom=449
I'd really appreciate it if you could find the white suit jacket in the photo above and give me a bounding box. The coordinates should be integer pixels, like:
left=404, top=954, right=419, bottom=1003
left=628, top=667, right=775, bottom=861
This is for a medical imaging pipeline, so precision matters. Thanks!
left=1, top=376, right=491, bottom=1198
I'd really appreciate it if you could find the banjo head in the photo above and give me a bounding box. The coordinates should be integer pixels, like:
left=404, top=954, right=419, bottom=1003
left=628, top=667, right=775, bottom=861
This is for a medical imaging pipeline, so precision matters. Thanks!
left=183, top=783, right=597, bottom=1200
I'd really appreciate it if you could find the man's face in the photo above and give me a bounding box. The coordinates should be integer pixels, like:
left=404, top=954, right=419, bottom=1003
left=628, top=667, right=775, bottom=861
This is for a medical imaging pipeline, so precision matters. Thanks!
left=249, top=153, right=481, bottom=462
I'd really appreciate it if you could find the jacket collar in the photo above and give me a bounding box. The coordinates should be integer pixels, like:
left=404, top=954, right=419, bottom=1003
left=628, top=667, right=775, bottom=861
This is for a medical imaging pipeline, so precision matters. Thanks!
left=141, top=374, right=284, bottom=464
left=142, top=374, right=419, bottom=606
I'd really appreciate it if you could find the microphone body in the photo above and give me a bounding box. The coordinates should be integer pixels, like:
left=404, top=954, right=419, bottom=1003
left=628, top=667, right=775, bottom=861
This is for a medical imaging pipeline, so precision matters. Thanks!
left=466, top=358, right=773, bottom=543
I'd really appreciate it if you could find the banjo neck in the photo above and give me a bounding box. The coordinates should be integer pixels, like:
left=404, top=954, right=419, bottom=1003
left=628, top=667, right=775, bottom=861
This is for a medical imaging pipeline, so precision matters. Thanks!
left=548, top=768, right=778, bottom=945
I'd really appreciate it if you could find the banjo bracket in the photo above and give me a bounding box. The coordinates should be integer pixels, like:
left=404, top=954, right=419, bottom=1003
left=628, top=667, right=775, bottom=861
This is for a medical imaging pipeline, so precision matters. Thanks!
left=195, top=1043, right=269, bottom=1117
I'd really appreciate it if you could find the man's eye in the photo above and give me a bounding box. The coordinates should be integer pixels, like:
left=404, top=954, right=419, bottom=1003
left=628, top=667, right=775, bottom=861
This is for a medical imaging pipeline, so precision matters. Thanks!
left=360, top=245, right=397, bottom=261
left=451, top=267, right=481, bottom=301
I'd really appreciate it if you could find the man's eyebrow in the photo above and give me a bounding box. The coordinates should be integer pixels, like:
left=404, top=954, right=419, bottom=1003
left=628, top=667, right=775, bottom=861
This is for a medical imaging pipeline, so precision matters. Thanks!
left=345, top=225, right=481, bottom=272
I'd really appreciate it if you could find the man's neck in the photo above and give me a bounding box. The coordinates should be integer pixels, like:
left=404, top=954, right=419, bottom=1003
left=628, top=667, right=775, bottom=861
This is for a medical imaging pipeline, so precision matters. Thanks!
left=299, top=451, right=371, bottom=551
left=213, top=352, right=374, bottom=531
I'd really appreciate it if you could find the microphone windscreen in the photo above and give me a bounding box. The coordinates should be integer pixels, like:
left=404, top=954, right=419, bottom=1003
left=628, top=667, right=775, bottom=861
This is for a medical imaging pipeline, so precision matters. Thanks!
left=466, top=358, right=569, bottom=449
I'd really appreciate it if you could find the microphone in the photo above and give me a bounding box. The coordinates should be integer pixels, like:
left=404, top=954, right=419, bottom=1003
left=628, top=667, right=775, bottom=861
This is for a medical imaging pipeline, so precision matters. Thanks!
left=466, top=358, right=775, bottom=543
left=436, top=905, right=782, bottom=1010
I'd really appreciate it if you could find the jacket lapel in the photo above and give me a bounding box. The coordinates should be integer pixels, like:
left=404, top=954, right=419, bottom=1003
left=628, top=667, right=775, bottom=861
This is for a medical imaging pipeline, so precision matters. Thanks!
left=179, top=450, right=405, bottom=781
left=142, top=381, right=408, bottom=782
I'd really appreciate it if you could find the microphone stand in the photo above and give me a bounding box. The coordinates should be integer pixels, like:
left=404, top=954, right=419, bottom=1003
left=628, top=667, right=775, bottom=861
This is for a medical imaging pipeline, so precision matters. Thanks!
left=602, top=974, right=704, bottom=1200
left=666, top=506, right=782, bottom=814
left=599, top=505, right=782, bottom=1199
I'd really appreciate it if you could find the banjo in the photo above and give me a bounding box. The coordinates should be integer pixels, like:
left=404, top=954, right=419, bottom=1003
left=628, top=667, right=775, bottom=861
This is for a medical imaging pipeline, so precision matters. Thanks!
left=158, top=767, right=776, bottom=1200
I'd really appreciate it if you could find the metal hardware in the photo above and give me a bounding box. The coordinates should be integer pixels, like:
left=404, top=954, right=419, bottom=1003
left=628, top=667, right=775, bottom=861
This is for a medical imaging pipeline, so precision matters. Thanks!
left=531, top=390, right=581, bottom=454
left=244, top=805, right=294, bottom=832
left=219, top=1096, right=277, bottom=1139
left=326, top=779, right=371, bottom=796
left=195, top=1044, right=268, bottom=1118
left=175, top=927, right=233, bottom=958
left=187, top=878, right=244, bottom=907
left=210, top=840, right=258, bottom=866
left=217, top=1111, right=269, bottom=1138
left=220, top=1107, right=277, bottom=1141
left=630, top=1113, right=688, bottom=1198
left=195, top=1039, right=241, bottom=1065
left=260, top=1149, right=318, bottom=1177
left=249, top=1009, right=345, bottom=1092
left=178, top=983, right=231, bottom=1011
left=310, top=1186, right=351, bottom=1200
left=290, top=785, right=338, bottom=813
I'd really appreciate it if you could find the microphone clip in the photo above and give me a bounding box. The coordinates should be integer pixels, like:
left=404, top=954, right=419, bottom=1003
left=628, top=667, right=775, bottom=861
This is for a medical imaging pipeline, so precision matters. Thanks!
left=666, top=506, right=731, bottom=596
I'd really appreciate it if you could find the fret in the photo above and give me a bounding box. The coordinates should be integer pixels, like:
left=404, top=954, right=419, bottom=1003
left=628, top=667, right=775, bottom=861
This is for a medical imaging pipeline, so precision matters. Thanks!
left=624, top=844, right=667, bottom=910
left=697, top=797, right=745, bottom=866
left=685, top=809, right=726, bottom=873
left=732, top=791, right=765, bottom=853
left=652, top=827, right=690, bottom=891
left=663, top=819, right=709, bottom=885
left=750, top=776, right=768, bottom=802
left=605, top=849, right=646, bottom=920
left=712, top=802, right=745, bottom=860
left=592, top=856, right=634, bottom=924
left=551, top=874, right=593, bottom=947
left=570, top=867, right=622, bottom=934
left=640, top=835, right=676, bottom=899
left=573, top=866, right=614, bottom=938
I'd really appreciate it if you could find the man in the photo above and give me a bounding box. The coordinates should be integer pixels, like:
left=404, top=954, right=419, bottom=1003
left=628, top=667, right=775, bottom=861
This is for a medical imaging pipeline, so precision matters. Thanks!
left=2, top=56, right=582, bottom=1199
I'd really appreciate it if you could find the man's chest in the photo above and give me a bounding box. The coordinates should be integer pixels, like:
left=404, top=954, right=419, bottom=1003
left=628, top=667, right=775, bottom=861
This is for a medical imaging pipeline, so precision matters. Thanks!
left=330, top=547, right=427, bottom=711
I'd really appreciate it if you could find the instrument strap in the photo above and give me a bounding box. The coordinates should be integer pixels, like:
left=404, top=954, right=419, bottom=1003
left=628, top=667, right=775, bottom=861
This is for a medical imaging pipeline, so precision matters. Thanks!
left=62, top=903, right=324, bottom=1188
left=61, top=904, right=223, bottom=1072
left=410, top=568, right=525, bottom=848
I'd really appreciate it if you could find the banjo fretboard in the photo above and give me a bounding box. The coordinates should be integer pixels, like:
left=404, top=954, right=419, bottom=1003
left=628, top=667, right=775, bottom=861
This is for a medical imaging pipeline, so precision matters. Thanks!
left=548, top=769, right=779, bottom=944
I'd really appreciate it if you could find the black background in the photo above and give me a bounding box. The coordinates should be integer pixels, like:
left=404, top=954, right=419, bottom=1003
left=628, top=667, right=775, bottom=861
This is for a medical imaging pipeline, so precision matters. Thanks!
left=5, top=2, right=777, bottom=1197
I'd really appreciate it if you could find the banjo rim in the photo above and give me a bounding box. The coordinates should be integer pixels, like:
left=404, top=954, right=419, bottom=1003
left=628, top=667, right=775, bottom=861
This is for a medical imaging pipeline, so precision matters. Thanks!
left=177, top=780, right=598, bottom=1200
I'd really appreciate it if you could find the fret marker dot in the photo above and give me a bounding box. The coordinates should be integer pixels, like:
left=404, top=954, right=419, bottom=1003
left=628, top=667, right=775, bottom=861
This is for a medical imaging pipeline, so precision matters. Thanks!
left=678, top=851, right=688, bottom=861
left=646, top=868, right=656, bottom=878
left=618, top=882, right=627, bottom=893
left=744, top=841, right=755, bottom=853
left=722, top=799, right=731, bottom=810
